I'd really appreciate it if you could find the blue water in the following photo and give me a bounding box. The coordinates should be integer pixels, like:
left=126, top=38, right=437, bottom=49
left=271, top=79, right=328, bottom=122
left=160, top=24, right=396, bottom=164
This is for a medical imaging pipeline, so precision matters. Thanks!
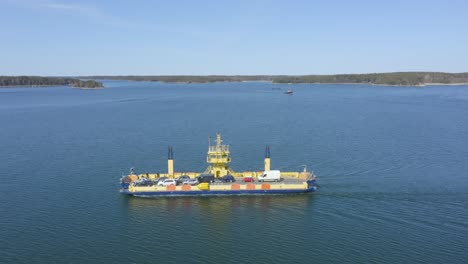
left=1, top=81, right=467, bottom=263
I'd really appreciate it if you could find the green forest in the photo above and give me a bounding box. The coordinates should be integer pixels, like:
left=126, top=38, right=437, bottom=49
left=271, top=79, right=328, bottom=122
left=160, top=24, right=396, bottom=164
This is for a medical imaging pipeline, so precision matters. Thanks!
left=70, top=80, right=103, bottom=88
left=0, top=76, right=103, bottom=88
left=82, top=75, right=276, bottom=83
left=83, top=72, right=468, bottom=86
left=2, top=73, right=468, bottom=87
left=272, top=72, right=468, bottom=85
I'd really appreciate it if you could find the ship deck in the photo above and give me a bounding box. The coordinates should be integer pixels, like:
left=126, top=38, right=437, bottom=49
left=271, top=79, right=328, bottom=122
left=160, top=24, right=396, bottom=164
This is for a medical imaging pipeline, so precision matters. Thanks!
left=122, top=177, right=317, bottom=196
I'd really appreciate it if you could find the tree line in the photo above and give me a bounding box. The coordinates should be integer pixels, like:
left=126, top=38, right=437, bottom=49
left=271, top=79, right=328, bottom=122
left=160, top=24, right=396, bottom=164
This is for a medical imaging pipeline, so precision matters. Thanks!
left=71, top=80, right=103, bottom=88
left=81, top=72, right=468, bottom=86
left=2, top=73, right=468, bottom=87
left=0, top=76, right=103, bottom=88
left=272, top=72, right=468, bottom=85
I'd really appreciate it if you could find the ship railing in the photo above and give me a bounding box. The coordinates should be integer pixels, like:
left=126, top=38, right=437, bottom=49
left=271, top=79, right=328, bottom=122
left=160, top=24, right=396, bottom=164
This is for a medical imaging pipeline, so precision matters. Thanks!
left=305, top=173, right=316, bottom=181
left=208, top=145, right=230, bottom=152
left=281, top=172, right=300, bottom=178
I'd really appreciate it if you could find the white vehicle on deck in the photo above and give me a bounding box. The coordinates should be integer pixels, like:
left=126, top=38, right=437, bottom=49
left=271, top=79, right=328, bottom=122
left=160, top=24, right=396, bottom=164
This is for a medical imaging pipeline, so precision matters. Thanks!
left=158, top=179, right=177, bottom=186
left=186, top=177, right=199, bottom=185
left=258, top=170, right=281, bottom=182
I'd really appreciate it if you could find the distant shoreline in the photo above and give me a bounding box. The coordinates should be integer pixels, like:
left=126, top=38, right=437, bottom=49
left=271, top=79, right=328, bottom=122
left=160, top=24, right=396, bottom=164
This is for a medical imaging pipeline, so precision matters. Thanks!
left=0, top=84, right=67, bottom=88
left=273, top=82, right=468, bottom=87
left=0, top=77, right=104, bottom=89
left=81, top=72, right=468, bottom=87
left=421, top=83, right=468, bottom=86
left=0, top=84, right=105, bottom=89
left=2, top=73, right=468, bottom=87
left=2, top=81, right=468, bottom=88
left=72, top=86, right=104, bottom=90
left=102, top=80, right=468, bottom=87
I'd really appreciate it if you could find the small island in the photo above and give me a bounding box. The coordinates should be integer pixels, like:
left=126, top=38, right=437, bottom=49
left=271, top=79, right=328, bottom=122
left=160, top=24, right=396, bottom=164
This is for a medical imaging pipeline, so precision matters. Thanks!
left=0, top=76, right=104, bottom=89
left=71, top=80, right=104, bottom=89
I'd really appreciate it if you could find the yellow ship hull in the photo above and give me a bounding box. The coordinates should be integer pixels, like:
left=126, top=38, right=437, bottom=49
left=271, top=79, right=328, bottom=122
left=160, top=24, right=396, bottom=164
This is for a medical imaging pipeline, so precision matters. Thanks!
left=121, top=179, right=317, bottom=197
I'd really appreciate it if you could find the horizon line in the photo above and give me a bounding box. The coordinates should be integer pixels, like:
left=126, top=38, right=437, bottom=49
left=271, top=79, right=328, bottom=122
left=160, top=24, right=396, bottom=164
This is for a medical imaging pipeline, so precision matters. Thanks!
left=1, top=71, right=468, bottom=77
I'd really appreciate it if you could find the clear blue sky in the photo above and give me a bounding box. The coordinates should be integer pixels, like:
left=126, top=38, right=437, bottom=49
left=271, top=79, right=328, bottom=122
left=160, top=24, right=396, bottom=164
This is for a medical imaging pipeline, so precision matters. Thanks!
left=1, top=0, right=467, bottom=76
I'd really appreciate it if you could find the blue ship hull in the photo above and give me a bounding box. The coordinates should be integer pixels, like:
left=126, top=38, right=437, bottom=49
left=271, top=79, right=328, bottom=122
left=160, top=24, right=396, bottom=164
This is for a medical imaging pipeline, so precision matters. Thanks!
left=120, top=186, right=317, bottom=197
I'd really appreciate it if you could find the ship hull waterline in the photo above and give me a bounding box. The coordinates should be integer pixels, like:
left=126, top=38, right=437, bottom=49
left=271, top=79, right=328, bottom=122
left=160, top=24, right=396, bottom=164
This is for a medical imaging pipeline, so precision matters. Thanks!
left=120, top=186, right=317, bottom=197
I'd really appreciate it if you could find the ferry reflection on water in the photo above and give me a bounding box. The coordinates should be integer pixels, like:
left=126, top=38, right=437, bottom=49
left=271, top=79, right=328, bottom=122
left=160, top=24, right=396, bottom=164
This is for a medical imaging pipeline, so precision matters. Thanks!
left=122, top=194, right=316, bottom=214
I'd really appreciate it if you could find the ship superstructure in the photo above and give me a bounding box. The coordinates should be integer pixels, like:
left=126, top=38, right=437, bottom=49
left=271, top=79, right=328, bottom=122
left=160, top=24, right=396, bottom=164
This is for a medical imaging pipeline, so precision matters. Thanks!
left=205, top=134, right=232, bottom=177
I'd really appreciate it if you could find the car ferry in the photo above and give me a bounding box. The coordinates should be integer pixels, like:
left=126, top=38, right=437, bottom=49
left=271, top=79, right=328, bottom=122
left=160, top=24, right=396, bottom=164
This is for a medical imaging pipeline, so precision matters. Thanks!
left=120, top=134, right=317, bottom=197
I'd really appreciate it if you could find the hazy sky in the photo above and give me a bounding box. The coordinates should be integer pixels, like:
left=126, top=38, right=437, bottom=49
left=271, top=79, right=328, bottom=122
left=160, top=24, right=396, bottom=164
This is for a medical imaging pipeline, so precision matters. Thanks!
left=1, top=0, right=467, bottom=75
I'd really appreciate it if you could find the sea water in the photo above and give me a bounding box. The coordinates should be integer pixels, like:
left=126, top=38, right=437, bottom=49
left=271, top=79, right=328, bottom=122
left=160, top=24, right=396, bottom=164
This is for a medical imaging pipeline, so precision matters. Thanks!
left=1, top=81, right=467, bottom=263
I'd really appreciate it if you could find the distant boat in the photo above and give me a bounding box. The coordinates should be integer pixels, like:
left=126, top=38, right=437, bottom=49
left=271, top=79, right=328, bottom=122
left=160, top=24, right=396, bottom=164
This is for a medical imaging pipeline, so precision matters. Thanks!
left=285, top=89, right=293, bottom=94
